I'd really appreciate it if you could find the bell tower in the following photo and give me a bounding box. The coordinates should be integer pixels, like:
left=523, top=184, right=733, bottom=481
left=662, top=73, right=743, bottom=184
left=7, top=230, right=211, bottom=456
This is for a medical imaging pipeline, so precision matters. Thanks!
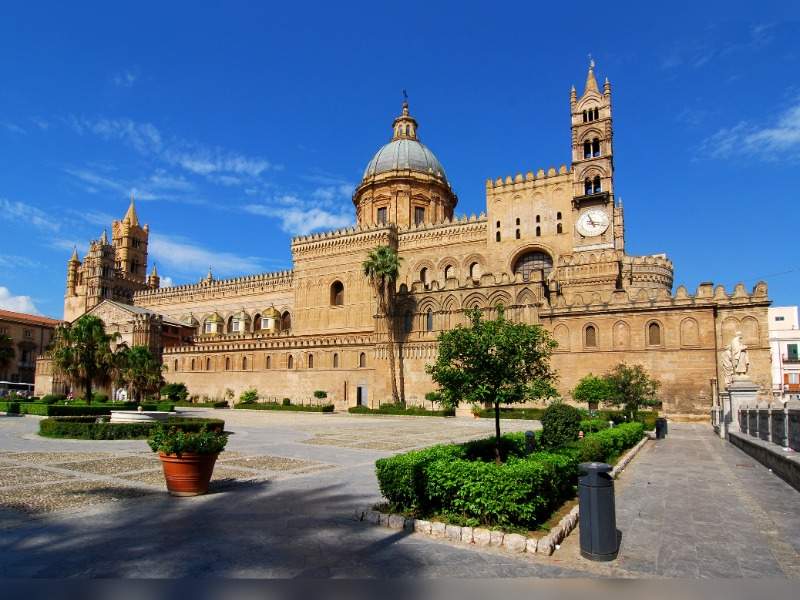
left=112, top=194, right=149, bottom=284
left=570, top=59, right=623, bottom=252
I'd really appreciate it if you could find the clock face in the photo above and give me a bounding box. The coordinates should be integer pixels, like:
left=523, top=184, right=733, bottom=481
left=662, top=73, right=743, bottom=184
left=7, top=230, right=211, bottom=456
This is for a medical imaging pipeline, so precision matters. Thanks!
left=576, top=209, right=609, bottom=237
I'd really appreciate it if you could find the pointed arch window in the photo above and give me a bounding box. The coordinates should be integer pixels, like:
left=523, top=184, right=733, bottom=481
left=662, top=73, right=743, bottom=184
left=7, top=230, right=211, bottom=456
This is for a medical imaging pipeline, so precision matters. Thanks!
left=593, top=176, right=602, bottom=194
left=648, top=322, right=662, bottom=346
left=420, top=267, right=428, bottom=288
left=330, top=280, right=344, bottom=306
left=469, top=262, right=481, bottom=281
left=592, top=138, right=601, bottom=157
left=287, top=355, right=294, bottom=369
left=308, top=354, right=314, bottom=368
left=333, top=353, right=339, bottom=368
left=585, top=325, right=598, bottom=348
left=584, top=178, right=592, bottom=195
left=444, top=264, right=454, bottom=280
left=426, top=308, right=434, bottom=332
left=583, top=140, right=591, bottom=159
left=359, top=352, right=366, bottom=368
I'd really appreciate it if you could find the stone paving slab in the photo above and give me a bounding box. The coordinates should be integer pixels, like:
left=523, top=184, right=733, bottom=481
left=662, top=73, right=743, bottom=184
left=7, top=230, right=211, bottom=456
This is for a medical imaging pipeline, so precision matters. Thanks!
left=54, top=456, right=160, bottom=475
left=0, top=467, right=77, bottom=487
left=0, top=480, right=156, bottom=515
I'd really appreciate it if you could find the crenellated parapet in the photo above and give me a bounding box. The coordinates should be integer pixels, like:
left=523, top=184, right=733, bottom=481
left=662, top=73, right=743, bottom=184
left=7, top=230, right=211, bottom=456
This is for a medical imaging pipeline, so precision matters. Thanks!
left=134, top=270, right=294, bottom=307
left=291, top=223, right=395, bottom=259
left=485, top=165, right=571, bottom=192
left=398, top=214, right=487, bottom=250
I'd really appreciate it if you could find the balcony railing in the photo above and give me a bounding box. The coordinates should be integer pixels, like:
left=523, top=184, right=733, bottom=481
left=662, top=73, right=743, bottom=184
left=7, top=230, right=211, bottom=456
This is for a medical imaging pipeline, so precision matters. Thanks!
left=782, top=355, right=800, bottom=364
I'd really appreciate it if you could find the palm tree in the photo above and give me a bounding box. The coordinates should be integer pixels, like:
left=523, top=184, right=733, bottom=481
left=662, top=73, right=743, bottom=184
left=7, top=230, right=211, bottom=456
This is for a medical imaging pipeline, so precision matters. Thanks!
left=50, top=315, right=118, bottom=404
left=363, top=245, right=403, bottom=404
left=0, top=334, right=15, bottom=378
left=120, top=345, right=164, bottom=403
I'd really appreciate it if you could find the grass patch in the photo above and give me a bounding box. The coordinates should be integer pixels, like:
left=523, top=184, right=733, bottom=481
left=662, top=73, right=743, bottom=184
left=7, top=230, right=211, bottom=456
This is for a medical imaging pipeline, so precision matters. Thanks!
left=235, top=402, right=334, bottom=413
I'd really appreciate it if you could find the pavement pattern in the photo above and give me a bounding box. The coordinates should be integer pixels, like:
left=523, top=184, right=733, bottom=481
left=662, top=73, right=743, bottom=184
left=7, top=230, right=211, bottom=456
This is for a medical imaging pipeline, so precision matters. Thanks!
left=0, top=410, right=798, bottom=578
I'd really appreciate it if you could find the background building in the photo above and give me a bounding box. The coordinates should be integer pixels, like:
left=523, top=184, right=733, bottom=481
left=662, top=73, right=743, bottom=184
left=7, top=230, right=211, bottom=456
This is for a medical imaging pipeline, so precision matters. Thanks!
left=0, top=309, right=60, bottom=384
left=768, top=306, right=800, bottom=401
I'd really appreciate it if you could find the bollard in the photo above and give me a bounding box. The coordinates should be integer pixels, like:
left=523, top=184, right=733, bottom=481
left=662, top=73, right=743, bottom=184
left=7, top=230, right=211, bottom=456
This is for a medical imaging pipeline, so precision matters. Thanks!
left=655, top=417, right=667, bottom=439
left=578, top=462, right=618, bottom=561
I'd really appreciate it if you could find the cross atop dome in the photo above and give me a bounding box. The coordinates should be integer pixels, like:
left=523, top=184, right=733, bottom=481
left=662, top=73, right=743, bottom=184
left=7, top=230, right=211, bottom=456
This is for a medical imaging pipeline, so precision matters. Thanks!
left=392, top=93, right=418, bottom=141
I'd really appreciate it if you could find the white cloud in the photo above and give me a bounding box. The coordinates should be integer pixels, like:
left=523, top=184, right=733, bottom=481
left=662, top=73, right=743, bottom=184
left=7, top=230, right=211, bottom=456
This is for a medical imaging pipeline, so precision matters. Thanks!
left=244, top=203, right=353, bottom=236
left=30, top=117, right=49, bottom=131
left=112, top=69, right=139, bottom=88
left=0, top=286, right=40, bottom=314
left=159, top=276, right=174, bottom=288
left=701, top=98, right=800, bottom=161
left=0, top=198, right=60, bottom=231
left=311, top=183, right=355, bottom=204
left=0, top=255, right=41, bottom=270
left=51, top=239, right=87, bottom=255
left=149, top=233, right=265, bottom=277
left=1, top=121, right=27, bottom=135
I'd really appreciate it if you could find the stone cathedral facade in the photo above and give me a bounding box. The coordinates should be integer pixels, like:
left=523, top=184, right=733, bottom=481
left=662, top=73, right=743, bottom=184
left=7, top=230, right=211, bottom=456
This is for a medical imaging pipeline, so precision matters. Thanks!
left=43, top=65, right=772, bottom=416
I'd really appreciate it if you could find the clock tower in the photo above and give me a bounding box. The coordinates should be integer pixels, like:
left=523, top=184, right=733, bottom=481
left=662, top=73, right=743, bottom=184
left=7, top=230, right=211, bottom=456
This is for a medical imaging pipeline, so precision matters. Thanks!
left=570, top=60, right=624, bottom=252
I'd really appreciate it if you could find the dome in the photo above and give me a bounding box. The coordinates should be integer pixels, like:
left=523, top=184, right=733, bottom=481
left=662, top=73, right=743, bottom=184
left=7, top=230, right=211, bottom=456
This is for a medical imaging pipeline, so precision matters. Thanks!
left=262, top=306, right=281, bottom=318
left=363, top=138, right=449, bottom=184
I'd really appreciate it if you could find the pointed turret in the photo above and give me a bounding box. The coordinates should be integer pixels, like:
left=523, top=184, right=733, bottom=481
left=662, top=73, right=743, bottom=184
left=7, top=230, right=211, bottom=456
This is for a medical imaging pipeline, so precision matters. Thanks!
left=391, top=92, right=419, bottom=141
left=123, top=192, right=140, bottom=226
left=147, top=263, right=160, bottom=289
left=69, top=246, right=80, bottom=263
left=584, top=58, right=598, bottom=94
left=100, top=229, right=108, bottom=245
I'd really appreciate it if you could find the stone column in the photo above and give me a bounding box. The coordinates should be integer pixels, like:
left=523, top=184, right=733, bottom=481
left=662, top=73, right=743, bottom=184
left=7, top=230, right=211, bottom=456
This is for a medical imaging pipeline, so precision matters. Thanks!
left=724, top=378, right=760, bottom=440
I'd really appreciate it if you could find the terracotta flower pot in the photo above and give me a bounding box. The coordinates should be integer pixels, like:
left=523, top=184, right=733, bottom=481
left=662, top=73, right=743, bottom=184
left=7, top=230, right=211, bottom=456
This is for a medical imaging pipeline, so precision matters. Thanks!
left=158, top=452, right=219, bottom=496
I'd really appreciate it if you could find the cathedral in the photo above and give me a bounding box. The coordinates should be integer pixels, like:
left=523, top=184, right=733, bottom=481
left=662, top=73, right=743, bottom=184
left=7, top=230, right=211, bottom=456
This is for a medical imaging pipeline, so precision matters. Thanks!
left=40, top=64, right=771, bottom=416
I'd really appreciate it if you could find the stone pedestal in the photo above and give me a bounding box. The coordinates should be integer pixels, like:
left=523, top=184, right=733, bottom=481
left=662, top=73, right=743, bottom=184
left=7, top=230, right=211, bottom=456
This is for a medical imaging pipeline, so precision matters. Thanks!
left=724, top=378, right=759, bottom=440
left=717, top=392, right=730, bottom=439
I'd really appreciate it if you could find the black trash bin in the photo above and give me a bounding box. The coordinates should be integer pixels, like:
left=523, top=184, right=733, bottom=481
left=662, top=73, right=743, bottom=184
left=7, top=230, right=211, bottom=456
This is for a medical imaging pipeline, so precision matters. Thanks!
left=655, top=417, right=667, bottom=439
left=578, top=462, right=618, bottom=561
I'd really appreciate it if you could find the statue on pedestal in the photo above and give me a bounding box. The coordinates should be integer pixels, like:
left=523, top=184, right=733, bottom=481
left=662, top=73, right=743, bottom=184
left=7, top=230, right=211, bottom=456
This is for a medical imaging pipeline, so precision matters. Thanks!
left=721, top=331, right=750, bottom=387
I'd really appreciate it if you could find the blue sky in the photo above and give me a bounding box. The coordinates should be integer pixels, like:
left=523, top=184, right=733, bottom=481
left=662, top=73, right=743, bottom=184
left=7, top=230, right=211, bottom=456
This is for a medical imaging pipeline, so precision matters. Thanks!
left=0, top=1, right=798, bottom=317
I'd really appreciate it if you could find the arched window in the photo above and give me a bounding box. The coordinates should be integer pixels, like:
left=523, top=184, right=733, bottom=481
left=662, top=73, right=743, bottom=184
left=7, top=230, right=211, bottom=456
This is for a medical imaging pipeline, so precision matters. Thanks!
left=333, top=353, right=339, bottom=368
left=469, top=262, right=481, bottom=281
left=173, top=359, right=178, bottom=372
left=206, top=358, right=211, bottom=371
left=426, top=309, right=434, bottom=332
left=584, top=178, right=592, bottom=195
left=204, top=320, right=213, bottom=334
left=536, top=215, right=540, bottom=223
left=515, top=217, right=520, bottom=225
left=330, top=281, right=344, bottom=306
left=594, top=107, right=599, bottom=120
left=535, top=226, right=541, bottom=237
left=308, top=354, right=314, bottom=368
left=359, top=352, right=366, bottom=368
left=515, top=229, right=521, bottom=239
left=557, top=211, right=562, bottom=220
left=191, top=358, right=195, bottom=371
left=495, top=231, right=501, bottom=242
left=281, top=311, right=291, bottom=331
left=648, top=322, right=662, bottom=346
left=513, top=251, right=553, bottom=281
left=253, top=314, right=261, bottom=332
left=583, top=140, right=591, bottom=159
left=582, top=110, right=587, bottom=122
left=593, top=176, right=601, bottom=194
left=420, top=267, right=428, bottom=286
left=266, top=355, right=271, bottom=369
left=496, top=220, right=500, bottom=228
left=592, top=138, right=601, bottom=157
left=287, top=355, right=294, bottom=369
left=557, top=223, right=563, bottom=234
left=403, top=310, right=413, bottom=333
left=585, top=325, right=597, bottom=348
left=444, top=265, right=454, bottom=280
left=225, top=357, right=231, bottom=370
left=242, top=357, right=248, bottom=370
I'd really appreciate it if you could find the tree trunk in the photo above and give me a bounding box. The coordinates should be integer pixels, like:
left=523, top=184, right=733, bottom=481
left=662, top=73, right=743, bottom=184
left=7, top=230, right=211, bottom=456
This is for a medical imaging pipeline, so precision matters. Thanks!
left=385, top=312, right=400, bottom=405
left=397, top=337, right=406, bottom=406
left=85, top=380, right=92, bottom=405
left=494, top=401, right=502, bottom=464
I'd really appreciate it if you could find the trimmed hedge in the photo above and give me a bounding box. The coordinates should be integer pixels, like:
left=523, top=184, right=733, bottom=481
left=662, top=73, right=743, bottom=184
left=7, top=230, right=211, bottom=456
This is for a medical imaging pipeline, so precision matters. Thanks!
left=475, top=407, right=659, bottom=430
left=473, top=407, right=547, bottom=420
left=172, top=401, right=229, bottom=409
left=235, top=402, right=334, bottom=413
left=375, top=422, right=645, bottom=529
left=579, top=418, right=610, bottom=433
left=0, top=401, right=174, bottom=416
left=348, top=404, right=455, bottom=417
left=39, top=416, right=225, bottom=440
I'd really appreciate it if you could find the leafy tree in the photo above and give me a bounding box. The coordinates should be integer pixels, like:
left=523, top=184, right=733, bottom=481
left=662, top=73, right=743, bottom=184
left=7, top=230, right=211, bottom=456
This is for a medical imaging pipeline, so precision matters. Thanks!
left=50, top=315, right=118, bottom=404
left=118, top=345, right=164, bottom=403
left=0, top=334, right=14, bottom=377
left=603, top=363, right=660, bottom=420
left=540, top=402, right=582, bottom=448
left=427, top=308, right=558, bottom=463
left=161, top=382, right=189, bottom=402
left=572, top=373, right=613, bottom=409
left=363, top=245, right=403, bottom=404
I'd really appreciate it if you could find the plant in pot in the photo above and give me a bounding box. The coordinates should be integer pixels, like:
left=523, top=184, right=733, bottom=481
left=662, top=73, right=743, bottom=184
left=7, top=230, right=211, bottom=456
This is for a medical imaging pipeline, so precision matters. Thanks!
left=148, top=424, right=228, bottom=496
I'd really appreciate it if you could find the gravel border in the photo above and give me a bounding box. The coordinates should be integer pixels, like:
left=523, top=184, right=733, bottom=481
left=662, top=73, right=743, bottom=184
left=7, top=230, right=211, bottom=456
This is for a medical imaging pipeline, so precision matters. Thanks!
left=355, top=436, right=650, bottom=558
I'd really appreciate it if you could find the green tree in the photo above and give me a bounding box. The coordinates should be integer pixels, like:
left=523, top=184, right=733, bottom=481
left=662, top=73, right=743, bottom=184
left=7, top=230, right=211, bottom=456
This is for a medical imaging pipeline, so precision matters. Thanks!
left=161, top=382, right=189, bottom=402
left=0, top=334, right=15, bottom=377
left=50, top=315, right=118, bottom=404
left=427, top=308, right=558, bottom=463
left=572, top=373, right=613, bottom=409
left=119, top=345, right=164, bottom=403
left=604, top=363, right=660, bottom=420
left=362, top=245, right=403, bottom=404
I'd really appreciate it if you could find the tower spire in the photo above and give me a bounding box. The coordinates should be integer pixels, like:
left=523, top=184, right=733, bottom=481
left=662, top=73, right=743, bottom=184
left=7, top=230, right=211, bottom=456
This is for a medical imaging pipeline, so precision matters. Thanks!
left=124, top=191, right=140, bottom=226
left=70, top=246, right=79, bottom=262
left=392, top=92, right=418, bottom=141
left=584, top=55, right=598, bottom=94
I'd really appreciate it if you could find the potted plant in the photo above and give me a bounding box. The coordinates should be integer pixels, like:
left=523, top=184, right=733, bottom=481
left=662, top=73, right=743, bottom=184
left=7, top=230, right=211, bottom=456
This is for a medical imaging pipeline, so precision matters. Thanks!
left=148, top=425, right=228, bottom=496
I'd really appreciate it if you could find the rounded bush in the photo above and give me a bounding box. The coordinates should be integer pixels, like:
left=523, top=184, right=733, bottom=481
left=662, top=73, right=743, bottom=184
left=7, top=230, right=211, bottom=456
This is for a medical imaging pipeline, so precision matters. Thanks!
left=40, top=394, right=66, bottom=405
left=540, top=402, right=582, bottom=449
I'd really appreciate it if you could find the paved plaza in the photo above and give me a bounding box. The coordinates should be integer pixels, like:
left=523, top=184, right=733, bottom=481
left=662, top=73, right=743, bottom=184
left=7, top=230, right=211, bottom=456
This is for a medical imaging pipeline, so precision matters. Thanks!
left=0, top=411, right=798, bottom=578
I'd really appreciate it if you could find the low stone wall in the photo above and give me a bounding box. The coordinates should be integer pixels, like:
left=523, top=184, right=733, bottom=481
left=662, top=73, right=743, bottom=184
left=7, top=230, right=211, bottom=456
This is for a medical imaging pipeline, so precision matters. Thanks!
left=729, top=431, right=800, bottom=492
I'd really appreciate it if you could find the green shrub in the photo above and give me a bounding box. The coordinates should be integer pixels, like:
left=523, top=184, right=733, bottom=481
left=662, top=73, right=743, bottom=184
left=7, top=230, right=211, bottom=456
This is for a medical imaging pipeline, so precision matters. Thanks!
left=147, top=424, right=228, bottom=455
left=40, top=394, right=66, bottom=405
left=239, top=388, right=259, bottom=404
left=92, top=393, right=109, bottom=403
left=347, top=404, right=455, bottom=417
left=282, top=398, right=291, bottom=406
left=0, top=401, right=20, bottom=414
left=579, top=418, right=609, bottom=433
left=461, top=431, right=529, bottom=462
left=234, top=402, right=334, bottom=413
left=473, top=407, right=547, bottom=420
left=313, top=390, right=327, bottom=399
left=161, top=383, right=189, bottom=403
left=540, top=402, right=582, bottom=448
left=348, top=405, right=370, bottom=414
left=38, top=416, right=224, bottom=440
left=577, top=436, right=606, bottom=462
